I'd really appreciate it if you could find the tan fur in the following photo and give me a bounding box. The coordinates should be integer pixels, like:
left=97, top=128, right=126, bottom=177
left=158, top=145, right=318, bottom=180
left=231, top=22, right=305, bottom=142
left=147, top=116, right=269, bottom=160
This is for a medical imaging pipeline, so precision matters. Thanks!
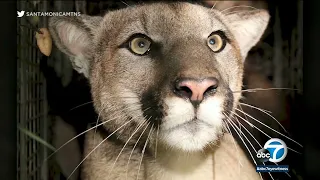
left=48, top=2, right=270, bottom=180
left=205, top=1, right=268, bottom=11
left=82, top=131, right=259, bottom=180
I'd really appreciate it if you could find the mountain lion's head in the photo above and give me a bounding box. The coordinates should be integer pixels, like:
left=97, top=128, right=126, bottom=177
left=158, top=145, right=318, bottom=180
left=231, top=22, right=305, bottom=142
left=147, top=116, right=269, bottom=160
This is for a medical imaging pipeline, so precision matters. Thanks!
left=49, top=2, right=269, bottom=152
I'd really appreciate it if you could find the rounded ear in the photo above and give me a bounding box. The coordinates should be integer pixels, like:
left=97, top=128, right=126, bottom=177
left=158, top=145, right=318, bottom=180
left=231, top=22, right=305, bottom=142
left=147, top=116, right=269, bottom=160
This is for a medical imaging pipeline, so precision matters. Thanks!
left=226, top=10, right=270, bottom=60
left=48, top=15, right=103, bottom=78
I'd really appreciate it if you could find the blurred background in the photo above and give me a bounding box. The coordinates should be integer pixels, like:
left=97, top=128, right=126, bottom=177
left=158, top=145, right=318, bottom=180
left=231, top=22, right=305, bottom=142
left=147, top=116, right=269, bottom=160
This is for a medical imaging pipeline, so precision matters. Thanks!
left=16, top=1, right=303, bottom=180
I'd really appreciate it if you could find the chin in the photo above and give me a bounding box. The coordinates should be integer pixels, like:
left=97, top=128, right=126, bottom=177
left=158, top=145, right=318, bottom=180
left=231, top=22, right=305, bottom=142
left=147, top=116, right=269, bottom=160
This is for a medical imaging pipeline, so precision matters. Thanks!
left=161, top=123, right=222, bottom=152
left=159, top=96, right=225, bottom=152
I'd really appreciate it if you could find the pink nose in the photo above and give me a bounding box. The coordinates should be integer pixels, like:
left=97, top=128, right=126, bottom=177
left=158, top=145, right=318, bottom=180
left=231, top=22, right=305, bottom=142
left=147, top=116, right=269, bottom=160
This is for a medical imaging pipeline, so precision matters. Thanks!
left=175, top=78, right=219, bottom=101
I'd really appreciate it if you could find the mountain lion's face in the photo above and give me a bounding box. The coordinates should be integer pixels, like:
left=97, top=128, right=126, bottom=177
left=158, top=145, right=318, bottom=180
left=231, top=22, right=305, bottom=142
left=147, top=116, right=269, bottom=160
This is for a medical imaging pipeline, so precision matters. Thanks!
left=49, top=2, right=269, bottom=152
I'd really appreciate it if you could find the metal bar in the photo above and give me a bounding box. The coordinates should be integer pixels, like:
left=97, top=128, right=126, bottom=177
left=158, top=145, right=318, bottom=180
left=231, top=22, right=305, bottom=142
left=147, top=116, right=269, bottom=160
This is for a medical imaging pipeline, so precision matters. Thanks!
left=18, top=0, right=27, bottom=178
left=41, top=1, right=49, bottom=179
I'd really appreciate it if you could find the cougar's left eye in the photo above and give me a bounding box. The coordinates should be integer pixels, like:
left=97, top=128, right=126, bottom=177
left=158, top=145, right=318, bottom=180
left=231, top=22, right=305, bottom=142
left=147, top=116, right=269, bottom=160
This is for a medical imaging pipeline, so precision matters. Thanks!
left=207, top=31, right=226, bottom=53
left=129, top=34, right=152, bottom=55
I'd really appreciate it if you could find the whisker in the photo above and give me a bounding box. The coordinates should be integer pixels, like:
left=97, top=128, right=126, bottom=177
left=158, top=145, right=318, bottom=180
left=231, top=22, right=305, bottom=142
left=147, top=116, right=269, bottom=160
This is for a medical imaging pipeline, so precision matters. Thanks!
left=93, top=104, right=141, bottom=143
left=109, top=120, right=147, bottom=175
left=223, top=10, right=256, bottom=15
left=239, top=102, right=288, bottom=133
left=232, top=111, right=302, bottom=154
left=155, top=124, right=160, bottom=159
left=43, top=110, right=124, bottom=162
left=222, top=113, right=243, bottom=168
left=224, top=114, right=263, bottom=180
left=121, top=0, right=130, bottom=7
left=136, top=124, right=154, bottom=180
left=233, top=116, right=291, bottom=178
left=67, top=117, right=135, bottom=179
left=222, top=120, right=242, bottom=175
left=287, top=147, right=302, bottom=154
left=69, top=101, right=93, bottom=111
left=93, top=104, right=147, bottom=143
left=68, top=95, right=141, bottom=111
left=93, top=102, right=106, bottom=143
left=228, top=118, right=275, bottom=180
left=233, top=87, right=300, bottom=93
left=126, top=120, right=152, bottom=180
left=220, top=5, right=258, bottom=13
left=221, top=123, right=229, bottom=133
left=235, top=108, right=303, bottom=148
left=238, top=104, right=246, bottom=131
left=240, top=102, right=272, bottom=114
left=210, top=1, right=218, bottom=10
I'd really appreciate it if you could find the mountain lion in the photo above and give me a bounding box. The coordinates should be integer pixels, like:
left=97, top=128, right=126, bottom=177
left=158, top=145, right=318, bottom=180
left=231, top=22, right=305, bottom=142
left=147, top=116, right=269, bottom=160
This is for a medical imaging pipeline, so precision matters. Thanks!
left=48, top=2, right=270, bottom=180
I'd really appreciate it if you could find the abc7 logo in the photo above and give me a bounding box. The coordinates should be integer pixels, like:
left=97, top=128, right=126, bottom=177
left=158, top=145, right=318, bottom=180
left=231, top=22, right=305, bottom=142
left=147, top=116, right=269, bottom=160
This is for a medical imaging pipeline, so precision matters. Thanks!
left=256, top=138, right=288, bottom=163
left=256, top=149, right=271, bottom=163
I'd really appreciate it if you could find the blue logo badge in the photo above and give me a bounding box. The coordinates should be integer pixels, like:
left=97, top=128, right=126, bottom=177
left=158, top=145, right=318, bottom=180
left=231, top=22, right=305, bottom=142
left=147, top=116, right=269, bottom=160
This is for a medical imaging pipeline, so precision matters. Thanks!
left=257, top=138, right=288, bottom=163
left=263, top=138, right=288, bottom=163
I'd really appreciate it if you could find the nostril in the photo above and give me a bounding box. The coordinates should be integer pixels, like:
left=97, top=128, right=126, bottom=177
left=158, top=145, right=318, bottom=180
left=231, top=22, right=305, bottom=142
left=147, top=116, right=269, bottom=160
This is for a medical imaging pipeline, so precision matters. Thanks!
left=173, top=77, right=219, bottom=101
left=175, top=85, right=193, bottom=99
left=204, top=84, right=218, bottom=95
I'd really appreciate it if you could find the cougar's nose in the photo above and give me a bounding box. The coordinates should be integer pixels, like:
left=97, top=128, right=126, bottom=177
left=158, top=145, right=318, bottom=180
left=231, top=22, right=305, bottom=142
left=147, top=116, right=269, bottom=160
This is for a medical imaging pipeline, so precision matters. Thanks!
left=174, top=77, right=219, bottom=105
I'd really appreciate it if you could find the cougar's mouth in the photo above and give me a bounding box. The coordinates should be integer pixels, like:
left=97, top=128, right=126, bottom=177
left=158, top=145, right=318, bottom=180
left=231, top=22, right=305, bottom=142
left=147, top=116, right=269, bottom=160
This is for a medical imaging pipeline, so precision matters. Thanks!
left=164, top=118, right=218, bottom=138
left=135, top=78, right=234, bottom=151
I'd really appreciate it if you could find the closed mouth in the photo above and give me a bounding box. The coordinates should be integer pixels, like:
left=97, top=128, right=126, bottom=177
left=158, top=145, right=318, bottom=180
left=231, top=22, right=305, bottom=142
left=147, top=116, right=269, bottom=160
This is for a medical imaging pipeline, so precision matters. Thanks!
left=164, top=117, right=213, bottom=132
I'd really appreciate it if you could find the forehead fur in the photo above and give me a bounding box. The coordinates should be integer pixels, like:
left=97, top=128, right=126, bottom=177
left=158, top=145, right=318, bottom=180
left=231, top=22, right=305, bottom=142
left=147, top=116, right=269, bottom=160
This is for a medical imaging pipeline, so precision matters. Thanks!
left=94, top=3, right=232, bottom=49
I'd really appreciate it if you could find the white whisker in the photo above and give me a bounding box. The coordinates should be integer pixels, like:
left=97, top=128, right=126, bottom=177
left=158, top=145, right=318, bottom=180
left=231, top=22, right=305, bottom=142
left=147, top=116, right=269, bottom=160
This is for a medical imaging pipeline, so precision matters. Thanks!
left=228, top=118, right=274, bottom=180
left=136, top=124, right=154, bottom=180
left=224, top=114, right=263, bottom=180
left=235, top=108, right=302, bottom=148
left=240, top=102, right=272, bottom=113
left=210, top=1, right=218, bottom=10
left=126, top=120, right=152, bottom=180
left=67, top=117, right=135, bottom=179
left=240, top=102, right=288, bottom=133
left=233, top=87, right=300, bottom=93
left=224, top=10, right=256, bottom=15
left=155, top=124, right=160, bottom=159
left=233, top=116, right=291, bottom=178
left=121, top=0, right=130, bottom=7
left=69, top=101, right=93, bottom=111
left=109, top=120, right=147, bottom=175
left=222, top=113, right=243, bottom=169
left=220, top=5, right=258, bottom=14
left=93, top=102, right=106, bottom=143
left=44, top=110, right=125, bottom=163
left=232, top=111, right=302, bottom=154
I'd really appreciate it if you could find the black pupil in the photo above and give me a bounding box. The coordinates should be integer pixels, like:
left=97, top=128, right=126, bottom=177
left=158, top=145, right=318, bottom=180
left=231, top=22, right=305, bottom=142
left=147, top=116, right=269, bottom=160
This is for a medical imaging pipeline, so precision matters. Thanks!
left=209, top=38, right=215, bottom=45
left=138, top=41, right=145, bottom=48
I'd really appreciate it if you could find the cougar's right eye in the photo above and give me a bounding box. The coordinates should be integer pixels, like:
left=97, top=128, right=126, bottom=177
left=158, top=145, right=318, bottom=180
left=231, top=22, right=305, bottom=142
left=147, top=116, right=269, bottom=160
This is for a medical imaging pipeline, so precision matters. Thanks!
left=128, top=34, right=152, bottom=56
left=207, top=30, right=227, bottom=53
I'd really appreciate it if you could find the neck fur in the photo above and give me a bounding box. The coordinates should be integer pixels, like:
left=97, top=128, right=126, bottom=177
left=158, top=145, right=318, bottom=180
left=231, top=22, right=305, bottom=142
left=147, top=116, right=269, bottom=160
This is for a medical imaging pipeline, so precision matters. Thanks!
left=144, top=142, right=215, bottom=180
left=144, top=134, right=260, bottom=180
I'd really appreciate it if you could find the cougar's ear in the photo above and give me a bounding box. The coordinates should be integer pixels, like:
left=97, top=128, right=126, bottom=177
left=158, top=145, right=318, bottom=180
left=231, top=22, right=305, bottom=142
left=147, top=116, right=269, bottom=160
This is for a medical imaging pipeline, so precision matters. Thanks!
left=48, top=15, right=103, bottom=78
left=226, top=10, right=270, bottom=60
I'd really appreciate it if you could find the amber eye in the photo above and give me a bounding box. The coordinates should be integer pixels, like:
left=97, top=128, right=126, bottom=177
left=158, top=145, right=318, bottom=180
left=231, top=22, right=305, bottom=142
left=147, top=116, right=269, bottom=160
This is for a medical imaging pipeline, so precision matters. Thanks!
left=129, top=35, right=152, bottom=55
left=207, top=33, right=226, bottom=52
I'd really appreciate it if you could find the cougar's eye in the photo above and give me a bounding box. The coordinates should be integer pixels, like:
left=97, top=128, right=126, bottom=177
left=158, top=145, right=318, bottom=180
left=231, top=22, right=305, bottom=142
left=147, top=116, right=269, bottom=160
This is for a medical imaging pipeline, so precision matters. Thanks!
left=207, top=31, right=226, bottom=53
left=129, top=34, right=152, bottom=55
